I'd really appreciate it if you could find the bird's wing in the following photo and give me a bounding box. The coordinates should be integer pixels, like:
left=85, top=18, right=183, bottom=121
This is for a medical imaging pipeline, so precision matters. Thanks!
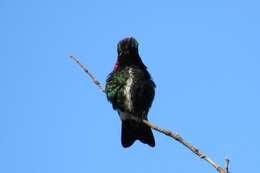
left=105, top=70, right=129, bottom=110
left=131, top=68, right=155, bottom=118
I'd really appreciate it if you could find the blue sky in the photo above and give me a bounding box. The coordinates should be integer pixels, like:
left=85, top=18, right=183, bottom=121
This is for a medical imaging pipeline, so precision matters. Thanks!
left=1, top=0, right=260, bottom=172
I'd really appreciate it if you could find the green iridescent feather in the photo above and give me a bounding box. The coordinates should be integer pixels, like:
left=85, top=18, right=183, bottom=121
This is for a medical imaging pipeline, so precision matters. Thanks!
left=105, top=69, right=129, bottom=110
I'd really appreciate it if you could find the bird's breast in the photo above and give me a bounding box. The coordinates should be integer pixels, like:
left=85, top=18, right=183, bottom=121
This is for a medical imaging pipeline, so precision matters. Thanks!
left=118, top=110, right=138, bottom=121
left=123, top=68, right=134, bottom=112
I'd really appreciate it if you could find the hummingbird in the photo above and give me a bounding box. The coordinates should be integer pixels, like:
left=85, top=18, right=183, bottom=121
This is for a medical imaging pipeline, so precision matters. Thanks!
left=105, top=37, right=156, bottom=148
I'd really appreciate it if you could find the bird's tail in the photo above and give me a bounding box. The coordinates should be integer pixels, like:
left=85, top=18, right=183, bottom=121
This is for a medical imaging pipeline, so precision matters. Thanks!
left=121, top=120, right=155, bottom=148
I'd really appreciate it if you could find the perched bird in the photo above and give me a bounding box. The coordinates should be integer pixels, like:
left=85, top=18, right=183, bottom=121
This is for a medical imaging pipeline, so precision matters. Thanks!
left=105, top=37, right=156, bottom=148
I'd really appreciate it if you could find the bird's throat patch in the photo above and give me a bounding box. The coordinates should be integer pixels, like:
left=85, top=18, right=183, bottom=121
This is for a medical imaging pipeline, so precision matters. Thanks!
left=113, top=61, right=120, bottom=72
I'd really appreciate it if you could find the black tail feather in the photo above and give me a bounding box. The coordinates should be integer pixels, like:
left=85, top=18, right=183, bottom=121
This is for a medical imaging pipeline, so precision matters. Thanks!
left=121, top=123, right=136, bottom=148
left=121, top=120, right=155, bottom=148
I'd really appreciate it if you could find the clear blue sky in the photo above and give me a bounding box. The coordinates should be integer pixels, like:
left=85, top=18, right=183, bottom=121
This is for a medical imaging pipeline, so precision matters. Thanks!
left=1, top=0, right=259, bottom=173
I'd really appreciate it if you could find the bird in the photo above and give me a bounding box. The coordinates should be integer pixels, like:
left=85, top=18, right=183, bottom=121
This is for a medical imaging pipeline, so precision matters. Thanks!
left=105, top=37, right=156, bottom=148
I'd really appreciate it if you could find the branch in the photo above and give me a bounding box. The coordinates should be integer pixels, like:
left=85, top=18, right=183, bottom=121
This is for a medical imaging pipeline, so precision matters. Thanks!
left=69, top=55, right=230, bottom=173
left=69, top=55, right=105, bottom=92
left=142, top=120, right=229, bottom=173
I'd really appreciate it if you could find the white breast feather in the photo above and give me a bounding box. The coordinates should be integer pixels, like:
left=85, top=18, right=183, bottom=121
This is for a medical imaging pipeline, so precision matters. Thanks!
left=118, top=110, right=138, bottom=121
left=123, top=68, right=133, bottom=112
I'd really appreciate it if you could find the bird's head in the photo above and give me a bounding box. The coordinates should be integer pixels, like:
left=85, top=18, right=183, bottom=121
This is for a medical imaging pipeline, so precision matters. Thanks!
left=117, top=37, right=139, bottom=56
left=117, top=37, right=138, bottom=56
left=113, top=37, right=146, bottom=72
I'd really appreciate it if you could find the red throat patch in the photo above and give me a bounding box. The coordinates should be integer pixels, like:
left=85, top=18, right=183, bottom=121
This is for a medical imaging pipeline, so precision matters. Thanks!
left=113, top=61, right=119, bottom=72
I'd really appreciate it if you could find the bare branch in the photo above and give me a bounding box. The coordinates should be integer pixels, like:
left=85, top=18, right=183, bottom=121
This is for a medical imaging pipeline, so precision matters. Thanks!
left=142, top=120, right=228, bottom=173
left=69, top=55, right=105, bottom=92
left=69, top=55, right=230, bottom=173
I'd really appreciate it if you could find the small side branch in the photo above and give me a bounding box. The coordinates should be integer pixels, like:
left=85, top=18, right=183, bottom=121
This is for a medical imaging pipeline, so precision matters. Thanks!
left=225, top=157, right=230, bottom=173
left=69, top=55, right=230, bottom=173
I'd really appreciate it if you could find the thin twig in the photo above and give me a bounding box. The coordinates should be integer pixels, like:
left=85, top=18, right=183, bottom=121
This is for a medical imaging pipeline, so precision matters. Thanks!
left=69, top=55, right=105, bottom=92
left=69, top=55, right=230, bottom=173
left=142, top=120, right=227, bottom=173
